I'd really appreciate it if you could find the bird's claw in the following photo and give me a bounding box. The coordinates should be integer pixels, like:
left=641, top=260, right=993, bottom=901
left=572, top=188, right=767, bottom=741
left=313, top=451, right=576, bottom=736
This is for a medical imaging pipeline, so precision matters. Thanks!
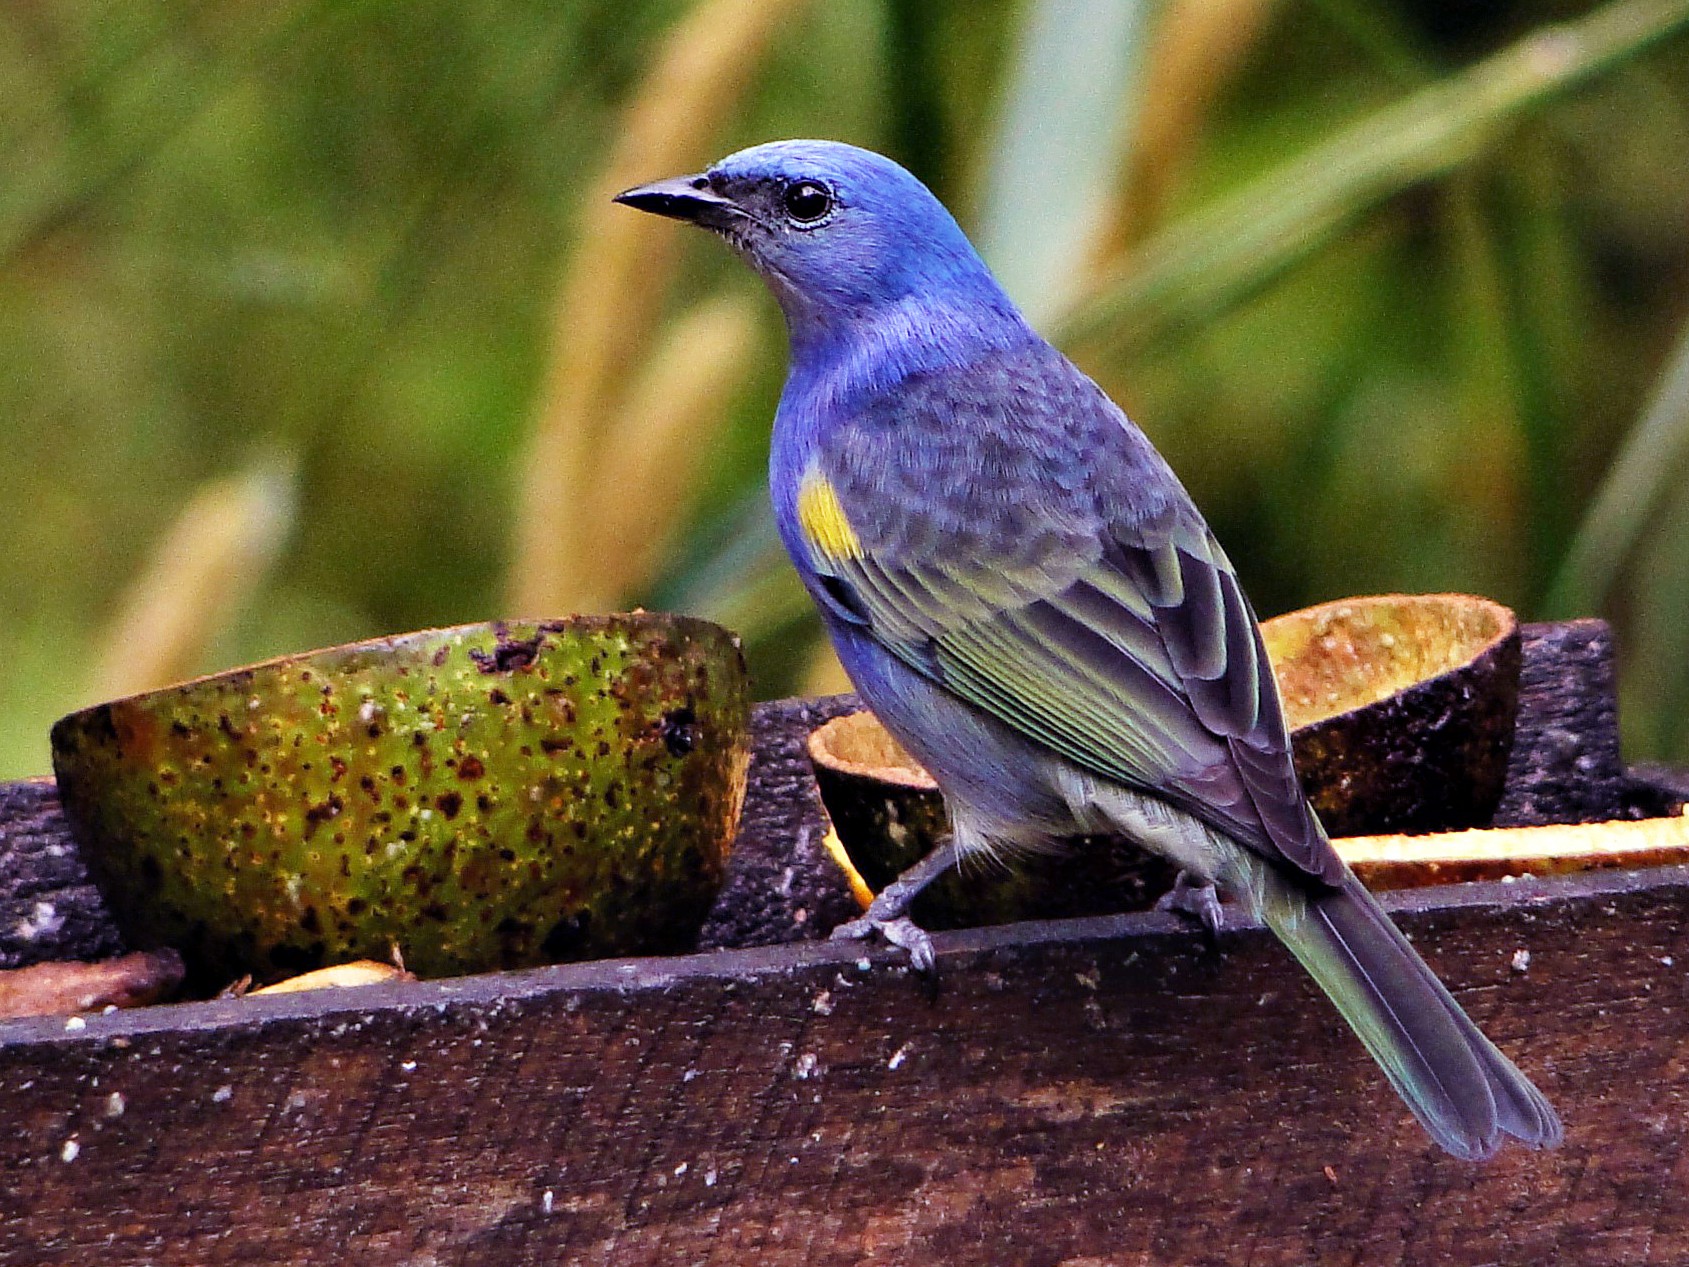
left=829, top=835, right=961, bottom=978
left=831, top=912, right=937, bottom=975
left=1156, top=871, right=1225, bottom=937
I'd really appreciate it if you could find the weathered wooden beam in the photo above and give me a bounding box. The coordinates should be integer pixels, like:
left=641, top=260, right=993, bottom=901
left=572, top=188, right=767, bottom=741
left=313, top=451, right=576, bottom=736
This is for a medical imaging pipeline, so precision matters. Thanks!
left=698, top=693, right=861, bottom=950
left=1, top=863, right=1683, bottom=1265
left=1495, top=620, right=1629, bottom=826
left=0, top=779, right=120, bottom=971
left=2, top=621, right=1673, bottom=973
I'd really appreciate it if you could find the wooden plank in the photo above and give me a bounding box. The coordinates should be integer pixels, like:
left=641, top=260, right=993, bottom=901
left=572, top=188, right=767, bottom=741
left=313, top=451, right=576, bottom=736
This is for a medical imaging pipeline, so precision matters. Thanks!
left=0, top=778, right=121, bottom=971
left=3, top=624, right=1675, bottom=972
left=1496, top=620, right=1629, bottom=826
left=3, top=863, right=1687, bottom=1266
left=698, top=693, right=861, bottom=950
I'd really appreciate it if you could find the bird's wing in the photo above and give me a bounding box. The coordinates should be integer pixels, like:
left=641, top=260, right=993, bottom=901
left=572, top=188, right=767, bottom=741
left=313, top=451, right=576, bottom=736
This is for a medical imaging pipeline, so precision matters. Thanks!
left=799, top=392, right=1340, bottom=885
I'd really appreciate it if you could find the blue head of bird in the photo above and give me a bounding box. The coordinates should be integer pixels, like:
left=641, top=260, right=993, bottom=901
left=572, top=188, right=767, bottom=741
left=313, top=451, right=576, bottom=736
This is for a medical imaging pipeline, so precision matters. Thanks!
left=615, top=139, right=1028, bottom=373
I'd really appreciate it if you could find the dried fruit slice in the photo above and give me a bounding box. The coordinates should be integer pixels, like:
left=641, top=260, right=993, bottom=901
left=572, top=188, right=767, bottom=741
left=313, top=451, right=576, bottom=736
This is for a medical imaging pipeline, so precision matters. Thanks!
left=1263, top=593, right=1520, bottom=837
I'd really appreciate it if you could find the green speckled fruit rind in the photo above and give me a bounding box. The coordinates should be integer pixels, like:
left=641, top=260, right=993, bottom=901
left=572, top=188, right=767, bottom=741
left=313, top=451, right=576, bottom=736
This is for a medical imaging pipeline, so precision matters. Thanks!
left=50, top=616, right=750, bottom=986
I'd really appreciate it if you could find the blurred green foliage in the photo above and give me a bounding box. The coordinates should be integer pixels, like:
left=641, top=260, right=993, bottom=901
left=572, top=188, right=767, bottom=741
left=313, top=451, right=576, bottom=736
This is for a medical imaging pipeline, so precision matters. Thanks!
left=2, top=0, right=1687, bottom=780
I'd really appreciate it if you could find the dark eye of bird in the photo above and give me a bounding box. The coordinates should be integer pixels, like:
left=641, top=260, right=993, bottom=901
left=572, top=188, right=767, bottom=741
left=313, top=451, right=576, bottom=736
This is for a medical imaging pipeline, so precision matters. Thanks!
left=782, top=180, right=833, bottom=224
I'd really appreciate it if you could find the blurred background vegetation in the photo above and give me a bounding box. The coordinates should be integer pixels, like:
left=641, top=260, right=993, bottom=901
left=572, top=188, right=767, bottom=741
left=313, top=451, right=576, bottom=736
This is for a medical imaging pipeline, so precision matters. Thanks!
left=2, top=0, right=1687, bottom=780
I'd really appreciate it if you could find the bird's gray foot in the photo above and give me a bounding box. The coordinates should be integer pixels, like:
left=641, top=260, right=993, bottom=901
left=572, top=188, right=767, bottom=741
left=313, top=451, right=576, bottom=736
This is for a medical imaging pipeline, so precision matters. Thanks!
left=831, top=911, right=937, bottom=974
left=1156, top=870, right=1225, bottom=936
left=830, top=836, right=964, bottom=975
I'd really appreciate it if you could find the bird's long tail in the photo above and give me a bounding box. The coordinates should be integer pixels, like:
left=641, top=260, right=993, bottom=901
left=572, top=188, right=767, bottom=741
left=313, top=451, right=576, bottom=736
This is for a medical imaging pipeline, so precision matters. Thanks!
left=1251, top=862, right=1562, bottom=1160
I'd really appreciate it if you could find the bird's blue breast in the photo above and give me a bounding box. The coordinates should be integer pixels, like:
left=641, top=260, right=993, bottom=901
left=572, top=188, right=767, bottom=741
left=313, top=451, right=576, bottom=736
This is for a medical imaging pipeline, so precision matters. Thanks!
left=768, top=293, right=1040, bottom=565
left=768, top=386, right=825, bottom=589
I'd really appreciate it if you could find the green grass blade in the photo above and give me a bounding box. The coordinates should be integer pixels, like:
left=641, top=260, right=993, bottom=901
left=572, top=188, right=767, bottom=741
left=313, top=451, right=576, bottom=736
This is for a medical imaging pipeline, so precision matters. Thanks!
left=0, top=0, right=347, bottom=262
left=1548, top=314, right=1689, bottom=615
left=1053, top=0, right=1689, bottom=356
left=976, top=0, right=1151, bottom=324
left=91, top=457, right=297, bottom=701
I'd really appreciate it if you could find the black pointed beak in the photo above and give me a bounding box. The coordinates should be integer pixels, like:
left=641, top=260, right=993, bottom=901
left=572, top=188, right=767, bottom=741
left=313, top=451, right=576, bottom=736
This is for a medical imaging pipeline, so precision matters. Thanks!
left=613, top=175, right=741, bottom=228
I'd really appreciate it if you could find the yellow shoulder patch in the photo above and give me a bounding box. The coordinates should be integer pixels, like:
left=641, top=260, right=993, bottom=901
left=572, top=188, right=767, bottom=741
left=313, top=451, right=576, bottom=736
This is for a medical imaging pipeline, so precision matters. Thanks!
left=797, top=470, right=863, bottom=562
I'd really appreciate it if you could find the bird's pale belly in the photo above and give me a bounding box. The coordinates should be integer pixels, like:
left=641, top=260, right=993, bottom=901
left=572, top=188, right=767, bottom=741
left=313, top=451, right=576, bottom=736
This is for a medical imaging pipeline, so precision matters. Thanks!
left=827, top=619, right=1239, bottom=882
left=826, top=620, right=1079, bottom=849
